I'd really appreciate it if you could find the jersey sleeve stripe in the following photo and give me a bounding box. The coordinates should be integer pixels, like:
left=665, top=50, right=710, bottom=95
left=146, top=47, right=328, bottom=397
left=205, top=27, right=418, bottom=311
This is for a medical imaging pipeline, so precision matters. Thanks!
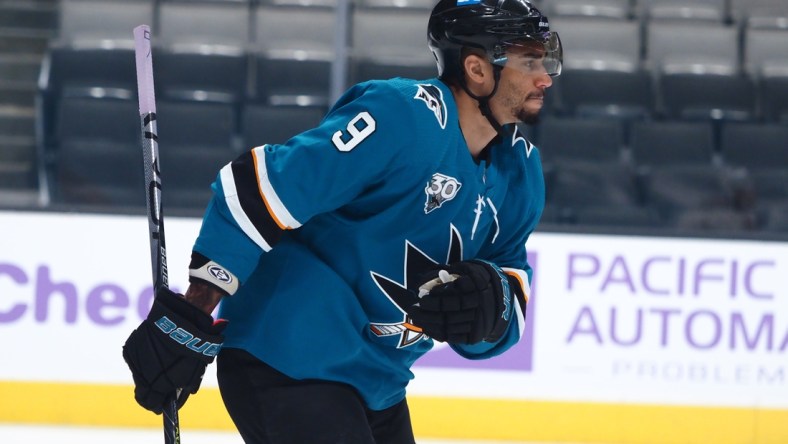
left=502, top=267, right=530, bottom=303
left=219, top=164, right=273, bottom=252
left=503, top=267, right=529, bottom=338
left=230, top=153, right=287, bottom=248
left=252, top=146, right=301, bottom=230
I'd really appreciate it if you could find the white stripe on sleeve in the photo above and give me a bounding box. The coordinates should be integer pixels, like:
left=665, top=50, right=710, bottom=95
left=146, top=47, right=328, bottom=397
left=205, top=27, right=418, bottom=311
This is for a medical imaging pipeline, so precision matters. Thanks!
left=253, top=146, right=302, bottom=229
left=219, top=164, right=273, bottom=252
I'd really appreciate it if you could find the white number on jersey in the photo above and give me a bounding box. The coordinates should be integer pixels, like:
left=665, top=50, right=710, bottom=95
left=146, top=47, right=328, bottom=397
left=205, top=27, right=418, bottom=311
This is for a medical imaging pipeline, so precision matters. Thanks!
left=331, top=111, right=376, bottom=152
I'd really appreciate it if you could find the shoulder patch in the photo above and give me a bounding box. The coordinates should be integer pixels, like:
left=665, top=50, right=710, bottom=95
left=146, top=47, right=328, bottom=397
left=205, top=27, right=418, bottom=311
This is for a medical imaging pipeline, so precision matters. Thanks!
left=414, top=84, right=447, bottom=129
left=512, top=130, right=535, bottom=158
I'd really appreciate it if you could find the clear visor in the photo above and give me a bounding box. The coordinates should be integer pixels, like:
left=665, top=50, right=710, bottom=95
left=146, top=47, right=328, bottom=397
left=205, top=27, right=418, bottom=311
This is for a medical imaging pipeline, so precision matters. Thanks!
left=491, top=32, right=563, bottom=77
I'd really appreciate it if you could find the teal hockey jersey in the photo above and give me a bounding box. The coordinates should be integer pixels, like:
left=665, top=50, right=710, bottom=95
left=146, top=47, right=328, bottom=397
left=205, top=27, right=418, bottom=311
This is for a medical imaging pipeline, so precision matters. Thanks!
left=192, top=77, right=544, bottom=410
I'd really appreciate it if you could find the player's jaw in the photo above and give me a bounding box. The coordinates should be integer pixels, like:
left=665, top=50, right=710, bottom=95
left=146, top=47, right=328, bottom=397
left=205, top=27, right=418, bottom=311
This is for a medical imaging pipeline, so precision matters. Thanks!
left=495, top=87, right=547, bottom=126
left=517, top=91, right=545, bottom=125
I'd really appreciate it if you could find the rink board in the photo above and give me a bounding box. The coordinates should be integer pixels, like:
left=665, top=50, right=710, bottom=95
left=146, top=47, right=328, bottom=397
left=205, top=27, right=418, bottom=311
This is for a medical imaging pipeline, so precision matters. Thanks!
left=2, top=381, right=787, bottom=444
left=1, top=211, right=786, bottom=443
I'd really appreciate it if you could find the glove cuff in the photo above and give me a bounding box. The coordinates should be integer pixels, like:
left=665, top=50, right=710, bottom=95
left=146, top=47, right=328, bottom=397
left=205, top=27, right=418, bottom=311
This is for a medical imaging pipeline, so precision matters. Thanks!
left=470, top=260, right=514, bottom=343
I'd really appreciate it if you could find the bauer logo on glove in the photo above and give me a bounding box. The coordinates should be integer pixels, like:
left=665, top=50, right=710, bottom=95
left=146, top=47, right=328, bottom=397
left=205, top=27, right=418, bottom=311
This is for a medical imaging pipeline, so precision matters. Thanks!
left=122, top=287, right=227, bottom=414
left=154, top=315, right=223, bottom=358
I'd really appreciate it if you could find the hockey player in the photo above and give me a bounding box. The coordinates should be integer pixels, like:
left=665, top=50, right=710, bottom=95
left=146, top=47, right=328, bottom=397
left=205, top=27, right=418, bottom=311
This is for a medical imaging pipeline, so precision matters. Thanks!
left=122, top=0, right=562, bottom=442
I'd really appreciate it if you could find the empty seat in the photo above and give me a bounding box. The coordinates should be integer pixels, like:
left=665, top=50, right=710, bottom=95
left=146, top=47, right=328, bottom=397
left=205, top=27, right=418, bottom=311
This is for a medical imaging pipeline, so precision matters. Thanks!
left=634, top=126, right=760, bottom=232
left=0, top=145, right=37, bottom=191
left=759, top=76, right=788, bottom=122
left=253, top=56, right=333, bottom=106
left=262, top=0, right=337, bottom=6
left=659, top=73, right=756, bottom=120
left=640, top=0, right=728, bottom=22
left=0, top=0, right=57, bottom=35
left=350, top=7, right=437, bottom=83
left=640, top=164, right=748, bottom=222
left=673, top=207, right=759, bottom=231
left=550, top=17, right=641, bottom=72
left=0, top=53, right=41, bottom=89
left=51, top=96, right=142, bottom=206
left=720, top=122, right=788, bottom=169
left=761, top=202, right=788, bottom=233
left=537, top=204, right=564, bottom=224
left=556, top=69, right=654, bottom=119
left=743, top=24, right=788, bottom=120
left=252, top=5, right=336, bottom=105
left=254, top=4, right=335, bottom=56
left=720, top=122, right=788, bottom=205
left=156, top=100, right=239, bottom=208
left=546, top=162, right=658, bottom=228
left=537, top=117, right=625, bottom=165
left=743, top=168, right=788, bottom=206
left=572, top=205, right=664, bottom=228
left=642, top=165, right=724, bottom=211
left=252, top=4, right=335, bottom=57
left=154, top=50, right=248, bottom=103
left=731, top=0, right=788, bottom=24
left=155, top=1, right=250, bottom=103
left=545, top=0, right=633, bottom=19
left=241, top=104, right=325, bottom=147
left=630, top=120, right=716, bottom=167
left=357, top=0, right=435, bottom=9
left=53, top=96, right=139, bottom=149
left=744, top=27, right=788, bottom=78
left=57, top=0, right=154, bottom=49
left=41, top=0, right=149, bottom=142
left=0, top=108, right=37, bottom=191
left=646, top=21, right=739, bottom=75
left=37, top=45, right=138, bottom=150
left=158, top=1, right=250, bottom=50
left=548, top=162, right=641, bottom=208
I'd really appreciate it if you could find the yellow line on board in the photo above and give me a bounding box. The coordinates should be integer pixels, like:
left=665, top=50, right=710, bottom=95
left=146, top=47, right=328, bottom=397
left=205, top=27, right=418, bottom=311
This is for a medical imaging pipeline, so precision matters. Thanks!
left=2, top=381, right=787, bottom=444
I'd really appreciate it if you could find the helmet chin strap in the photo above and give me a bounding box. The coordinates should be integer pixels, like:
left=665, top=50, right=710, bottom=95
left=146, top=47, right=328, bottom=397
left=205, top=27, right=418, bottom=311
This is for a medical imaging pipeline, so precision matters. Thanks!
left=460, top=64, right=510, bottom=138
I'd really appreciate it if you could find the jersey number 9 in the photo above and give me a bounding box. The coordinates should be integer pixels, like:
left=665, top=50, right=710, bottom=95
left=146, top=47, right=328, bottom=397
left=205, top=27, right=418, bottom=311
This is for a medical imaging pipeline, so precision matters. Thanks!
left=332, top=112, right=376, bottom=152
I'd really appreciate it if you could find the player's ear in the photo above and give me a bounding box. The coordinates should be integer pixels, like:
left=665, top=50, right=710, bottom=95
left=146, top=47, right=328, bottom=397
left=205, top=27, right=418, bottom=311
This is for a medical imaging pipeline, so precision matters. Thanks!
left=462, top=51, right=493, bottom=94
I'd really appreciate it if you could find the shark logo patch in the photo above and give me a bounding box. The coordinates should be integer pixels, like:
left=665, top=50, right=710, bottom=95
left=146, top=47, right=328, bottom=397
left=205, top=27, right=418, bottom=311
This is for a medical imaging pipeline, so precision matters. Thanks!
left=369, top=225, right=464, bottom=348
left=414, top=84, right=447, bottom=129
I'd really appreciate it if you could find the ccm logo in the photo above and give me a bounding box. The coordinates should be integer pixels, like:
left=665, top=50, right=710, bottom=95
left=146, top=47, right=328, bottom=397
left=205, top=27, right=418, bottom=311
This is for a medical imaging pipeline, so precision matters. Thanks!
left=154, top=316, right=221, bottom=357
left=208, top=265, right=233, bottom=284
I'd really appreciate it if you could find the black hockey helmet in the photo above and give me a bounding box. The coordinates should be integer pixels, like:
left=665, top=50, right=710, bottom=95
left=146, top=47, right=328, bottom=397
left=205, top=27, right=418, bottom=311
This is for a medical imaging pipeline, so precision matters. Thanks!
left=428, top=0, right=562, bottom=81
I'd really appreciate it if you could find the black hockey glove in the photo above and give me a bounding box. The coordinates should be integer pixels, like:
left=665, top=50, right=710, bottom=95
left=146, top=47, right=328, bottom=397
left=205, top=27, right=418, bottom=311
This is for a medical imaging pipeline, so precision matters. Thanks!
left=122, top=287, right=226, bottom=414
left=406, top=260, right=514, bottom=345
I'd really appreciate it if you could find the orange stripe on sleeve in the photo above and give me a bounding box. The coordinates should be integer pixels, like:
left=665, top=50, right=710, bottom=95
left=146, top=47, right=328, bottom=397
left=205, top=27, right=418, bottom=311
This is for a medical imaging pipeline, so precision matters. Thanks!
left=251, top=148, right=291, bottom=230
left=505, top=270, right=529, bottom=303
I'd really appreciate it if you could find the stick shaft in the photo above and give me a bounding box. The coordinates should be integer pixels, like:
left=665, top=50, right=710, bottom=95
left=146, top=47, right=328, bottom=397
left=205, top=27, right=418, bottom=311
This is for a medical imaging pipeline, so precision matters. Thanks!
left=134, top=24, right=167, bottom=291
left=133, top=24, right=179, bottom=444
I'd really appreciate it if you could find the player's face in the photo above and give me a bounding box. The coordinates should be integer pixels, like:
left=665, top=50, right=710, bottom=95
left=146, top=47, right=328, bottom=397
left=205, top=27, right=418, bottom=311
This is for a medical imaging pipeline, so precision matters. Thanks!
left=492, top=41, right=554, bottom=125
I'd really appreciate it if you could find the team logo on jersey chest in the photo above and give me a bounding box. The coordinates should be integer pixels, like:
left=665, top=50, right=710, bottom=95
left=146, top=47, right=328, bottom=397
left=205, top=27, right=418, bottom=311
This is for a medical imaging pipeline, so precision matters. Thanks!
left=369, top=225, right=464, bottom=348
left=414, top=84, right=447, bottom=129
left=424, top=173, right=461, bottom=214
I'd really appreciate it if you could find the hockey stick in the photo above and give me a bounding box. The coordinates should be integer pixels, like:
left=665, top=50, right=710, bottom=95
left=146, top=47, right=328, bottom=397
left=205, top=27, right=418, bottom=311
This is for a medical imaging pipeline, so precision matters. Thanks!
left=133, top=24, right=181, bottom=444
